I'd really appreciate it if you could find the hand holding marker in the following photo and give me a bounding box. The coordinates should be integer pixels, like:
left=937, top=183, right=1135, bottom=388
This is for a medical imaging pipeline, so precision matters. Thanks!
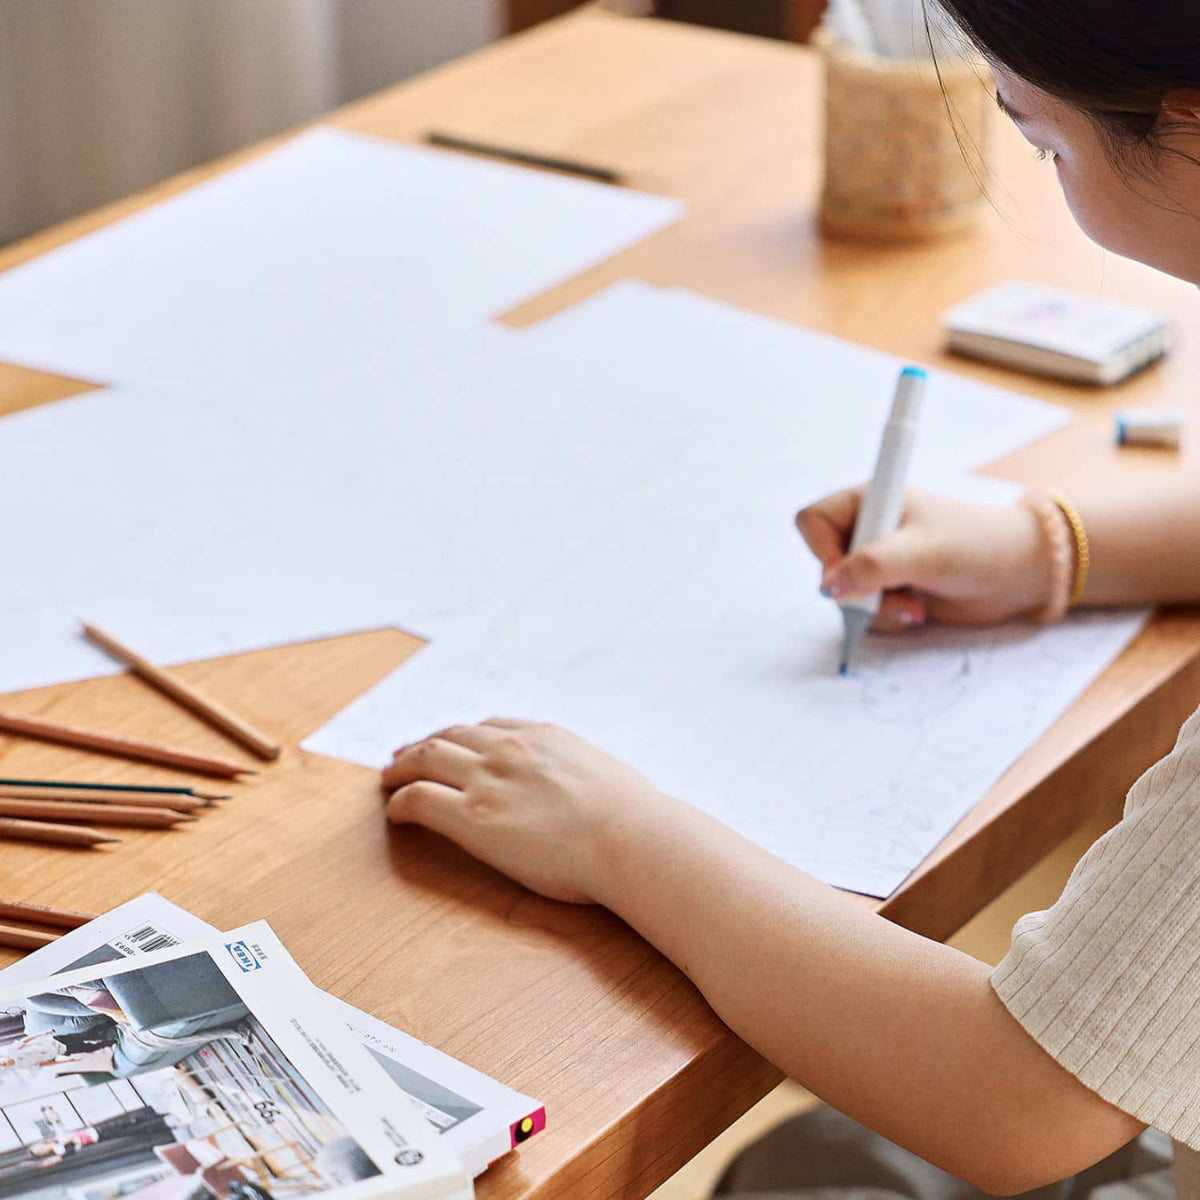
left=837, top=366, right=927, bottom=673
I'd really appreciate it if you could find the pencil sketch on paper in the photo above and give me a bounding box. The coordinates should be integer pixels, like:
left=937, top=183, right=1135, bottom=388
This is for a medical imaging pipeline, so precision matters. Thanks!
left=306, top=599, right=1147, bottom=901
left=778, top=612, right=1147, bottom=895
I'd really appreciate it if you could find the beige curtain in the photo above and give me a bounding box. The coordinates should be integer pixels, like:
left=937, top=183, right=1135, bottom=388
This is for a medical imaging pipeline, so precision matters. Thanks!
left=0, top=0, right=499, bottom=244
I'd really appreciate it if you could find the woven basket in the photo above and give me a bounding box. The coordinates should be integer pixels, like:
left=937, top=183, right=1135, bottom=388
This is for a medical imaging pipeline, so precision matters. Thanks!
left=818, top=30, right=990, bottom=240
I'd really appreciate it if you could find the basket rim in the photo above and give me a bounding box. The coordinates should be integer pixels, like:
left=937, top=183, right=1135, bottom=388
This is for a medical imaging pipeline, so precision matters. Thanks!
left=813, top=26, right=985, bottom=85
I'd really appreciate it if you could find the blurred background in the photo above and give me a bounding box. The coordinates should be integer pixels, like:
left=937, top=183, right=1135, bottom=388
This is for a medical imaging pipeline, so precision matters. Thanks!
left=0, top=0, right=825, bottom=246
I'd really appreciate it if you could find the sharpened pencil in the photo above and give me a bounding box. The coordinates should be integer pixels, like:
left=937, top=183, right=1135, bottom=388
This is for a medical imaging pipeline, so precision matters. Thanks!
left=0, top=711, right=254, bottom=779
left=0, top=922, right=60, bottom=952
left=82, top=623, right=282, bottom=761
left=0, top=785, right=205, bottom=813
left=0, top=778, right=229, bottom=800
left=0, top=817, right=119, bottom=847
left=426, top=131, right=622, bottom=184
left=0, top=899, right=96, bottom=929
left=0, top=798, right=193, bottom=828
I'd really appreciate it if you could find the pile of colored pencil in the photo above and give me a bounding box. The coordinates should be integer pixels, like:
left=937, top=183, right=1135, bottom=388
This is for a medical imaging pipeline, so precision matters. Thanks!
left=0, top=778, right=229, bottom=848
left=0, top=623, right=282, bottom=850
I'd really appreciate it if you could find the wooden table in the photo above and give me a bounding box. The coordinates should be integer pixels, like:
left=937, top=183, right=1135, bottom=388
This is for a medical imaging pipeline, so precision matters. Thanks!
left=2, top=10, right=1199, bottom=1198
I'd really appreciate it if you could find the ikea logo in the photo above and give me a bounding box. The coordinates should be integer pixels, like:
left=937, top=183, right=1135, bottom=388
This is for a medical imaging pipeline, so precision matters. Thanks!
left=225, top=941, right=261, bottom=973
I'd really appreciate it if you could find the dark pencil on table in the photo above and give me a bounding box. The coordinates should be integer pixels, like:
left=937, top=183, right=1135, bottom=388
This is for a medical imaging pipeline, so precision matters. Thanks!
left=0, top=785, right=205, bottom=813
left=0, top=710, right=255, bottom=779
left=0, top=798, right=193, bottom=828
left=0, top=777, right=230, bottom=801
left=0, top=899, right=97, bottom=929
left=0, top=922, right=60, bottom=952
left=81, top=623, right=282, bottom=761
left=0, top=817, right=120, bottom=847
left=425, top=131, right=622, bottom=184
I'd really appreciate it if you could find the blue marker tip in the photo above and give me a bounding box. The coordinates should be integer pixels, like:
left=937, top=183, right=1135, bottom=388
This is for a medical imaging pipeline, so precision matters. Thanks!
left=838, top=661, right=849, bottom=676
left=900, top=366, right=927, bottom=379
left=1116, top=417, right=1127, bottom=445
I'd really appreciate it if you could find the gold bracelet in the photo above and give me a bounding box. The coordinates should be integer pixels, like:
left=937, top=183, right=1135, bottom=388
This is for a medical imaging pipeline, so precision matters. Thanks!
left=1050, top=491, right=1090, bottom=609
left=1020, top=490, right=1088, bottom=623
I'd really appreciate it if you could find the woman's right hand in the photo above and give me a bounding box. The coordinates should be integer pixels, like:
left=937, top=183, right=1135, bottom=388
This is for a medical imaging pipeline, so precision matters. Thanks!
left=796, top=488, right=1054, bottom=632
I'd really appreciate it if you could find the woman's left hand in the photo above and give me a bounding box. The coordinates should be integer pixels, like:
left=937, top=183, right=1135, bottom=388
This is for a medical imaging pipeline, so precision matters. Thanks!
left=381, top=719, right=669, bottom=904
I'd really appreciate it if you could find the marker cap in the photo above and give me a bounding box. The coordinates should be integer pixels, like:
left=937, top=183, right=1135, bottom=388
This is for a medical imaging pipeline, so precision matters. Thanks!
left=1115, top=409, right=1183, bottom=450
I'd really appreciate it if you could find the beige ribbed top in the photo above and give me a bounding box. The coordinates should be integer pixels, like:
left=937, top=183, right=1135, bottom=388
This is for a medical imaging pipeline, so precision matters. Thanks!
left=992, top=703, right=1200, bottom=1196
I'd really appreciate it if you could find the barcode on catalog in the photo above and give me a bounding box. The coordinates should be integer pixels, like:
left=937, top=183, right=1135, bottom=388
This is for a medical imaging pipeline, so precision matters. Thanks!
left=122, top=925, right=180, bottom=954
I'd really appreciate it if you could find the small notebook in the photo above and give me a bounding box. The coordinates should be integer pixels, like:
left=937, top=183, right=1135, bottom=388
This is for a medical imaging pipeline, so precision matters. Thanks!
left=943, top=282, right=1172, bottom=385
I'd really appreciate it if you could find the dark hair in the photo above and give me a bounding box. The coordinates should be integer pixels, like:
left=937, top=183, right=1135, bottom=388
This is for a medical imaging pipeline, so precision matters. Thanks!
left=930, top=1, right=1200, bottom=156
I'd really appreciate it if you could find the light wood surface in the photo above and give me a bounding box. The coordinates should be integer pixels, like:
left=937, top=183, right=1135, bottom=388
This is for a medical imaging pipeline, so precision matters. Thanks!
left=1, top=10, right=1198, bottom=1198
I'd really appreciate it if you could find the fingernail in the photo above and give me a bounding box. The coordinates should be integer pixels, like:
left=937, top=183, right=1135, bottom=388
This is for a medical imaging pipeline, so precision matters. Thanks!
left=825, top=581, right=845, bottom=600
left=898, top=609, right=925, bottom=627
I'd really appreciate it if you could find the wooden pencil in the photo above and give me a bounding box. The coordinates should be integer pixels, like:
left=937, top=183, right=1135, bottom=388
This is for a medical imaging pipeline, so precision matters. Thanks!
left=0, top=710, right=254, bottom=779
left=0, top=817, right=119, bottom=847
left=0, top=899, right=96, bottom=930
left=426, top=131, right=622, bottom=184
left=0, top=785, right=204, bottom=813
left=0, top=798, right=192, bottom=829
left=0, top=778, right=230, bottom=800
left=82, top=623, right=282, bottom=761
left=0, top=922, right=59, bottom=952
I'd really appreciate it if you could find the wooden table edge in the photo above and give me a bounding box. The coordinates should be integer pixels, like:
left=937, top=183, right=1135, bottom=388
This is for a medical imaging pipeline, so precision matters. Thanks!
left=881, top=615, right=1200, bottom=939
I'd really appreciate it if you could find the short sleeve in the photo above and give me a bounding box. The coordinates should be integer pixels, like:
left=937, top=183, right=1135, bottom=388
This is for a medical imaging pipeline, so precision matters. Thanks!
left=992, top=705, right=1200, bottom=1149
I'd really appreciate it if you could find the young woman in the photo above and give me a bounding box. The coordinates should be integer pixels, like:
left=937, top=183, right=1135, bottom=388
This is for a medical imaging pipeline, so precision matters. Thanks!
left=381, top=3, right=1200, bottom=1195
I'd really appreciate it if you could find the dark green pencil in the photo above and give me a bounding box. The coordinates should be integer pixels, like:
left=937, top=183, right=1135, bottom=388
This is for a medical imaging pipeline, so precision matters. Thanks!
left=0, top=778, right=229, bottom=801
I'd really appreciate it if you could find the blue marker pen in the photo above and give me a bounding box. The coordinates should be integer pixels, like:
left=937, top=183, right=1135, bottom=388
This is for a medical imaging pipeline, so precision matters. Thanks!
left=838, top=366, right=927, bottom=673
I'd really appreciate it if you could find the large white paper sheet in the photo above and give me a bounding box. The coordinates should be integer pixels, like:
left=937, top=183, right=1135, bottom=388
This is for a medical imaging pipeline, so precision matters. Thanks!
left=0, top=126, right=683, bottom=396
left=1, top=894, right=543, bottom=1179
left=0, top=284, right=1067, bottom=695
left=297, top=285, right=1138, bottom=898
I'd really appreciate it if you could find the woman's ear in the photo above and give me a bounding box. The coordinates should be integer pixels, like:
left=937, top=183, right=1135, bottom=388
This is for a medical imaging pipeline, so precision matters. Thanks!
left=1160, top=89, right=1200, bottom=124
